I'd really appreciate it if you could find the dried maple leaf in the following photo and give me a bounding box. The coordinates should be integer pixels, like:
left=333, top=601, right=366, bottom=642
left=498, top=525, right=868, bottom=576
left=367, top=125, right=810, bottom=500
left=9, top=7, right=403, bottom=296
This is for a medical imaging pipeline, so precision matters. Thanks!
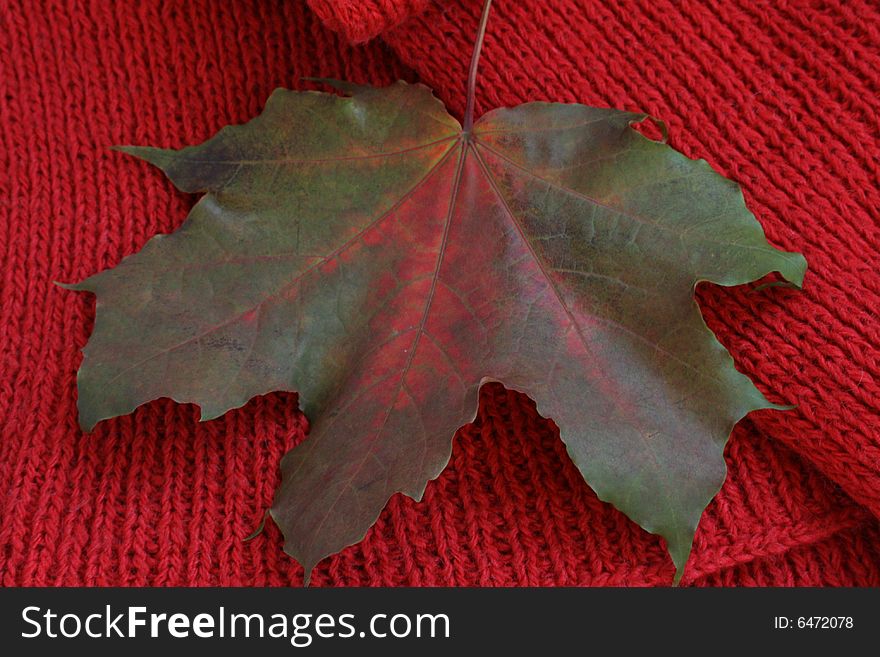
left=65, top=1, right=805, bottom=584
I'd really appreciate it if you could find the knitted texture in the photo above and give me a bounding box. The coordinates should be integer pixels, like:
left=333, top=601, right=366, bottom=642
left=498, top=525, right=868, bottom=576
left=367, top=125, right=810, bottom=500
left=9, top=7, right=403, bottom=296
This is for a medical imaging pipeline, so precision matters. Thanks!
left=0, top=0, right=877, bottom=586
left=307, top=0, right=429, bottom=44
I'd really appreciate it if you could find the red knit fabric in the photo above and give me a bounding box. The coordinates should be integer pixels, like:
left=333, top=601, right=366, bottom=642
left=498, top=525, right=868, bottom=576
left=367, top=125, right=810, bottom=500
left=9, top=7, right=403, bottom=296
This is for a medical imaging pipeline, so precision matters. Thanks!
left=306, top=0, right=429, bottom=44
left=1, top=0, right=878, bottom=587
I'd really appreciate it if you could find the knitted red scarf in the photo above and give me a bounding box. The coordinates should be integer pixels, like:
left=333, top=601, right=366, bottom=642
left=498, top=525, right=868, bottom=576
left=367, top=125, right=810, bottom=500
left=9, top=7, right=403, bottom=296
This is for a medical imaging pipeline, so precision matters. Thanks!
left=1, top=0, right=877, bottom=586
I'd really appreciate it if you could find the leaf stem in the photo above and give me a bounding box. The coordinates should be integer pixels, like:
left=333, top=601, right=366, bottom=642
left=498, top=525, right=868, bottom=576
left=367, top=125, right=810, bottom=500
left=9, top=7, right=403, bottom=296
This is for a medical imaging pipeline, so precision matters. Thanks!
left=463, top=0, right=492, bottom=135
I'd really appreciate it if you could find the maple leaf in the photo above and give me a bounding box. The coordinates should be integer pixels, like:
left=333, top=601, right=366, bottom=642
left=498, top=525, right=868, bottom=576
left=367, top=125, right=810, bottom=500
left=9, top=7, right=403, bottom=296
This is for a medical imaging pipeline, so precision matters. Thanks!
left=64, top=2, right=805, bottom=584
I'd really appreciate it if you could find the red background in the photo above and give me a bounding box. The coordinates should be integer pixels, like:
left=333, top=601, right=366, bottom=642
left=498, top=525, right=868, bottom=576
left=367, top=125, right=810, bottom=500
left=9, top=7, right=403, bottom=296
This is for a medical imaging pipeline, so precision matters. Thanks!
left=1, top=0, right=878, bottom=586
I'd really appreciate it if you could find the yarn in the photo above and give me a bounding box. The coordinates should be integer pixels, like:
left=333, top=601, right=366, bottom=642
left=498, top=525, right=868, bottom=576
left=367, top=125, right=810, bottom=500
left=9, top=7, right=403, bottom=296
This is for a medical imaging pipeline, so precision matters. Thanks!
left=306, top=0, right=429, bottom=44
left=1, top=0, right=877, bottom=586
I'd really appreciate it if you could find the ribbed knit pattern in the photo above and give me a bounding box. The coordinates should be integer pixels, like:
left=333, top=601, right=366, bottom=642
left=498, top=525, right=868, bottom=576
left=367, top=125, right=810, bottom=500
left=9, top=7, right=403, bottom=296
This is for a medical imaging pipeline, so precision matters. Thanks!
left=307, top=0, right=428, bottom=44
left=0, top=0, right=877, bottom=586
